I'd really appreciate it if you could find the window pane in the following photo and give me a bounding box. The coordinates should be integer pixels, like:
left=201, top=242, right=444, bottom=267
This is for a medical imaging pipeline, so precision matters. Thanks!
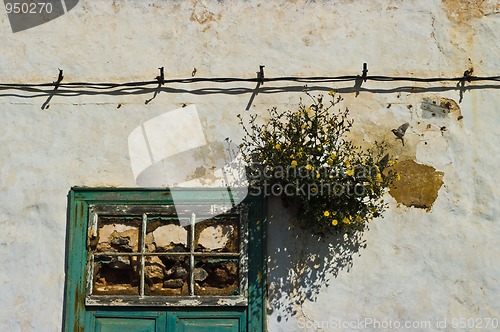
left=92, top=255, right=140, bottom=295
left=194, top=258, right=239, bottom=296
left=145, top=256, right=189, bottom=296
left=85, top=206, right=247, bottom=303
left=195, top=217, right=239, bottom=253
left=90, top=216, right=142, bottom=253
left=146, top=216, right=189, bottom=253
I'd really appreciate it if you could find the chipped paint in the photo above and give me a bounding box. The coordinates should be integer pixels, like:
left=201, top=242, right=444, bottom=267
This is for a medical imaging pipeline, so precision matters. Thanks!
left=175, top=299, right=202, bottom=306
left=217, top=298, right=244, bottom=306
left=110, top=299, right=130, bottom=306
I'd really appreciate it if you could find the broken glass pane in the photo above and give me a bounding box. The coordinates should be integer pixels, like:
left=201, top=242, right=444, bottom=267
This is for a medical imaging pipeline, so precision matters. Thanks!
left=145, top=256, right=189, bottom=296
left=195, top=217, right=239, bottom=253
left=92, top=255, right=140, bottom=295
left=90, top=216, right=142, bottom=253
left=194, top=258, right=239, bottom=296
left=146, top=216, right=189, bottom=253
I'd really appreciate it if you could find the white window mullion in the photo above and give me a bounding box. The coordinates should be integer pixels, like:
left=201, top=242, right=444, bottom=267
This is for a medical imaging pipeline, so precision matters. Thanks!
left=139, top=213, right=147, bottom=297
left=189, top=212, right=196, bottom=296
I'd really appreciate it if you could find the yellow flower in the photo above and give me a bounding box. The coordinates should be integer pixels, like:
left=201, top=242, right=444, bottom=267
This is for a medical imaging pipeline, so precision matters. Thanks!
left=376, top=173, right=382, bottom=182
left=331, top=219, right=338, bottom=226
left=291, top=160, right=298, bottom=167
left=346, top=169, right=354, bottom=176
left=316, top=171, right=320, bottom=179
left=342, top=217, right=350, bottom=224
left=396, top=173, right=401, bottom=181
left=324, top=211, right=330, bottom=217
left=305, top=164, right=313, bottom=170
left=356, top=215, right=363, bottom=223
left=344, top=159, right=350, bottom=167
left=327, top=154, right=337, bottom=166
left=310, top=187, right=317, bottom=193
left=301, top=124, right=306, bottom=129
left=317, top=147, right=322, bottom=152
left=275, top=143, right=281, bottom=149
left=328, top=90, right=335, bottom=96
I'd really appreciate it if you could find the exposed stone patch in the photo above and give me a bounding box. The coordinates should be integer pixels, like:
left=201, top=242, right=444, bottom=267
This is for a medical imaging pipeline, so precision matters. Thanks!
left=389, top=160, right=444, bottom=210
left=152, top=224, right=188, bottom=251
left=194, top=260, right=239, bottom=296
left=197, top=224, right=235, bottom=252
left=97, top=223, right=140, bottom=252
left=195, top=218, right=239, bottom=253
left=193, top=267, right=209, bottom=281
left=145, top=256, right=165, bottom=283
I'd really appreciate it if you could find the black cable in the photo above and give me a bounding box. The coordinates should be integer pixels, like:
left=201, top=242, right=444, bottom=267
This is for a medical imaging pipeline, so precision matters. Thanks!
left=0, top=74, right=498, bottom=90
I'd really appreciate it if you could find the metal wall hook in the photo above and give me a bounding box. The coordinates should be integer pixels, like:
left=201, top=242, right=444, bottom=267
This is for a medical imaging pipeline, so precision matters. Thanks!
left=257, top=65, right=265, bottom=85
left=155, top=67, right=165, bottom=85
left=362, top=63, right=368, bottom=82
left=54, top=68, right=64, bottom=85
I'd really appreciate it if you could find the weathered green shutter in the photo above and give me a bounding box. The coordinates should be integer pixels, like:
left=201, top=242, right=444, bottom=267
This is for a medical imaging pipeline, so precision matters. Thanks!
left=64, top=188, right=265, bottom=332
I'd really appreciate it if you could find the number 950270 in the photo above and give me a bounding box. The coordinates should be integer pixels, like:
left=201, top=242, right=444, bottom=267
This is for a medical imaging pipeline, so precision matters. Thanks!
left=5, top=2, right=53, bottom=14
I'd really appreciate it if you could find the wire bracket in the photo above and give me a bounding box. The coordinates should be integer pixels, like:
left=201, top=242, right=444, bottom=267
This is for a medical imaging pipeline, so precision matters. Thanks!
left=362, top=63, right=368, bottom=82
left=155, top=67, right=165, bottom=85
left=53, top=68, right=64, bottom=85
left=353, top=63, right=368, bottom=97
left=457, top=67, right=474, bottom=103
left=462, top=68, right=474, bottom=83
left=257, top=65, right=265, bottom=85
left=41, top=68, right=63, bottom=109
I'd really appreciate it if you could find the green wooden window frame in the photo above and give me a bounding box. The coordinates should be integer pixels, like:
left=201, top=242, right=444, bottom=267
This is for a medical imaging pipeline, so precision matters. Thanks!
left=63, top=188, right=266, bottom=332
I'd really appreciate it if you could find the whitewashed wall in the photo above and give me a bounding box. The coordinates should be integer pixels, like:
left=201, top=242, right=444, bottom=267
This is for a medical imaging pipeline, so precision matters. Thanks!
left=0, top=1, right=498, bottom=331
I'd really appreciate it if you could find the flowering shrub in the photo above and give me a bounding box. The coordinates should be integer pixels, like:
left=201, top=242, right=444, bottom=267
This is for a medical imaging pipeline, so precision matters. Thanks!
left=237, top=92, right=397, bottom=234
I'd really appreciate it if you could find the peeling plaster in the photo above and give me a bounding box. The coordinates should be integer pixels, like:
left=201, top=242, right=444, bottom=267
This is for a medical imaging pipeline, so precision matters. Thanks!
left=389, top=160, right=445, bottom=210
left=442, top=0, right=500, bottom=22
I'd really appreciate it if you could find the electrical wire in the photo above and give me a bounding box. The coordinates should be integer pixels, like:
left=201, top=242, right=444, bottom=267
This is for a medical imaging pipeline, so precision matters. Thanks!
left=0, top=74, right=498, bottom=90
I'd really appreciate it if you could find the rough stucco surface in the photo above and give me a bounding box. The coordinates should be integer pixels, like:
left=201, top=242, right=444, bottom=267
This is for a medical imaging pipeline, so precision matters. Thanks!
left=0, top=1, right=498, bottom=331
